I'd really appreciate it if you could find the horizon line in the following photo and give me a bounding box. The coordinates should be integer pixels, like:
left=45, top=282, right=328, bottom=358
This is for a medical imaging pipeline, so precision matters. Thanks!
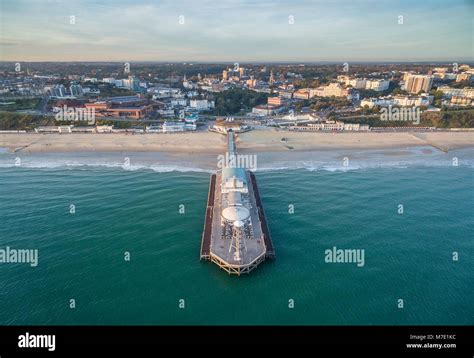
left=1, top=60, right=473, bottom=65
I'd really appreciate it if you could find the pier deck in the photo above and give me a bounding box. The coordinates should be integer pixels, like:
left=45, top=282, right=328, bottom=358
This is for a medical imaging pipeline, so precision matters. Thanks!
left=200, top=174, right=275, bottom=273
left=208, top=171, right=266, bottom=274
left=201, top=131, right=275, bottom=275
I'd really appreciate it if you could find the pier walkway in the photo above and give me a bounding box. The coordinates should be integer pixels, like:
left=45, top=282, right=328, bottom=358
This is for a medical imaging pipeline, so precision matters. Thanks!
left=200, top=131, right=275, bottom=274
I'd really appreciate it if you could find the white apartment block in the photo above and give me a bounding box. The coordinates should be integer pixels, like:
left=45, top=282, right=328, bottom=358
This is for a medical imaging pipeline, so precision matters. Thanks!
left=311, top=83, right=349, bottom=98
left=171, top=99, right=187, bottom=107
left=189, top=99, right=215, bottom=110
left=366, top=79, right=390, bottom=91
left=361, top=95, right=431, bottom=108
left=403, top=74, right=433, bottom=94
left=337, top=76, right=389, bottom=91
left=437, top=86, right=474, bottom=99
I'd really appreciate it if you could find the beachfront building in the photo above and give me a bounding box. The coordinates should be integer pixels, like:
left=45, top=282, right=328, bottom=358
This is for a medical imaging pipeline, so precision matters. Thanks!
left=71, top=127, right=97, bottom=133
left=35, top=125, right=73, bottom=133
left=162, top=121, right=196, bottom=133
left=292, top=121, right=344, bottom=131
left=209, top=118, right=250, bottom=134
left=145, top=125, right=162, bottom=133
left=84, top=96, right=154, bottom=119
left=343, top=123, right=370, bottom=131
left=184, top=113, right=199, bottom=125
left=96, top=125, right=114, bottom=133
left=35, top=125, right=114, bottom=133
left=287, top=121, right=369, bottom=132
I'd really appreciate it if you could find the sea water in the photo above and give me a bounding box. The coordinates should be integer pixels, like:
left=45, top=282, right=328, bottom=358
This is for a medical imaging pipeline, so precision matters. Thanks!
left=0, top=149, right=472, bottom=325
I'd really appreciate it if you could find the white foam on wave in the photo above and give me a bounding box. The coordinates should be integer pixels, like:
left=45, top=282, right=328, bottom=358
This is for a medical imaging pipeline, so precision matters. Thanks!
left=1, top=158, right=472, bottom=173
left=256, top=159, right=474, bottom=172
left=0, top=149, right=472, bottom=174
left=0, top=159, right=214, bottom=174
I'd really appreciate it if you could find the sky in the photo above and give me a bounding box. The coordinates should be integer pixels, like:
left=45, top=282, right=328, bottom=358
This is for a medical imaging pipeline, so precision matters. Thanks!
left=0, top=0, right=473, bottom=62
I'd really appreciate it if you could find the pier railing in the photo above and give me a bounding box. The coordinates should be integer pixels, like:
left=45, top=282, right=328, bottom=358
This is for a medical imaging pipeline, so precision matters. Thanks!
left=200, top=174, right=216, bottom=260
left=249, top=172, right=275, bottom=259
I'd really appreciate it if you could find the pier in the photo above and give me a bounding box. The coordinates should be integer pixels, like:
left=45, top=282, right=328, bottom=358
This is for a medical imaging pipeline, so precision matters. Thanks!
left=249, top=172, right=275, bottom=259
left=200, top=131, right=275, bottom=275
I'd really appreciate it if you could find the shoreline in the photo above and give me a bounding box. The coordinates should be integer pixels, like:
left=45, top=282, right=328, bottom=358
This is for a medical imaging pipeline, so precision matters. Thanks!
left=0, top=130, right=473, bottom=155
left=0, top=131, right=474, bottom=173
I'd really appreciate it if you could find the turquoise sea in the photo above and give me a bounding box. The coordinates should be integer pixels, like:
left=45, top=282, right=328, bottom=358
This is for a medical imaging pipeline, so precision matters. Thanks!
left=0, top=149, right=473, bottom=325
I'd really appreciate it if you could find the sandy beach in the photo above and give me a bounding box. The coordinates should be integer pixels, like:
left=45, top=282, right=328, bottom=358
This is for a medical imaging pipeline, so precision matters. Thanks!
left=0, top=129, right=472, bottom=155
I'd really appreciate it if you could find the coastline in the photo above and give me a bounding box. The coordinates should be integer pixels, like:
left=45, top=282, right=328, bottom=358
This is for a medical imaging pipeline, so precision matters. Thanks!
left=0, top=130, right=473, bottom=155
left=0, top=131, right=472, bottom=173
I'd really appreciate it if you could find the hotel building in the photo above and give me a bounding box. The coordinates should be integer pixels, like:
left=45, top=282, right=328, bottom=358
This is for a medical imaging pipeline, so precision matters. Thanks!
left=403, top=74, right=433, bottom=94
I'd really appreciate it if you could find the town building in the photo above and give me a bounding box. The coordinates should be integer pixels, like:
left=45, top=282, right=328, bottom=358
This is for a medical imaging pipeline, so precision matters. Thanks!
left=189, top=99, right=215, bottom=110
left=246, top=77, right=257, bottom=88
left=456, top=73, right=472, bottom=82
left=171, top=99, right=187, bottom=107
left=69, top=84, right=83, bottom=97
left=437, top=86, right=474, bottom=99
left=360, top=95, right=432, bottom=108
left=48, top=84, right=68, bottom=98
left=366, top=79, right=390, bottom=92
left=162, top=121, right=196, bottom=133
left=403, top=74, right=433, bottom=94
left=293, top=88, right=311, bottom=99
left=287, top=121, right=369, bottom=131
left=279, top=91, right=293, bottom=99
left=121, top=75, right=141, bottom=92
left=252, top=104, right=285, bottom=116
left=311, top=83, right=349, bottom=98
left=281, top=113, right=319, bottom=121
left=267, top=96, right=283, bottom=106
left=445, top=96, right=473, bottom=107
left=337, top=76, right=389, bottom=91
left=35, top=125, right=73, bottom=133
left=209, top=118, right=251, bottom=133
left=84, top=96, right=154, bottom=119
